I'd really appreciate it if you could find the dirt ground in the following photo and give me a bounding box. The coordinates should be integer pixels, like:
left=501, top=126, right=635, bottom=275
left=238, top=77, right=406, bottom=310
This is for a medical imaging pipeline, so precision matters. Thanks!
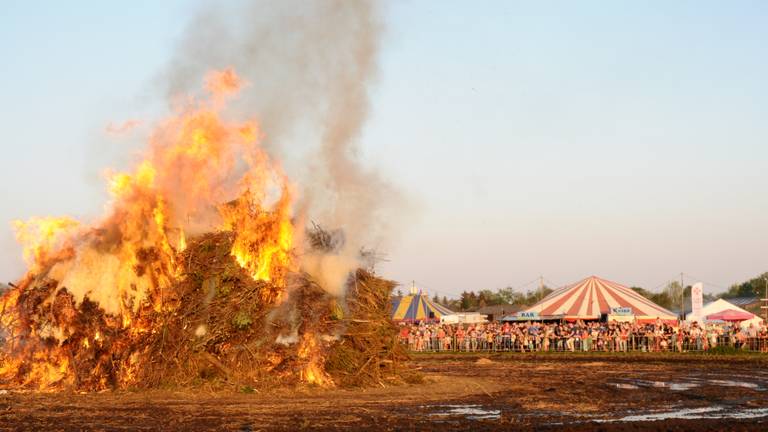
left=2, top=353, right=768, bottom=431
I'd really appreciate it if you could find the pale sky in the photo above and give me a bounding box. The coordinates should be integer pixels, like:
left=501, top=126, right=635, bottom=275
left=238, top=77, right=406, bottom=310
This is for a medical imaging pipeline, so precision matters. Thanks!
left=1, top=1, right=767, bottom=299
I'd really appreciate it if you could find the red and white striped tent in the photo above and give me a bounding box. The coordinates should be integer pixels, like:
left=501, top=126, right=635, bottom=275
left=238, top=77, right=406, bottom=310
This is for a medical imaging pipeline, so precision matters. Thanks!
left=522, top=276, right=677, bottom=322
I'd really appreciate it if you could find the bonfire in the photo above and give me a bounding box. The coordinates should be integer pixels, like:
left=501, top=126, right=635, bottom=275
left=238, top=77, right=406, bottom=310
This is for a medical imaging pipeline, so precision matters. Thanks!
left=0, top=69, right=407, bottom=391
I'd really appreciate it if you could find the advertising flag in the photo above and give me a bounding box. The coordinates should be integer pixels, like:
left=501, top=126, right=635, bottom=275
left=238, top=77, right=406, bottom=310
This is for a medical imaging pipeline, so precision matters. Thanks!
left=691, top=282, right=704, bottom=318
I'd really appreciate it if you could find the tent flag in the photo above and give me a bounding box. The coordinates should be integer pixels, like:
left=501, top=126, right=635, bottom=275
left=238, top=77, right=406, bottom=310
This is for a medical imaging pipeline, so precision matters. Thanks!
left=522, top=275, right=677, bottom=321
left=390, top=293, right=454, bottom=322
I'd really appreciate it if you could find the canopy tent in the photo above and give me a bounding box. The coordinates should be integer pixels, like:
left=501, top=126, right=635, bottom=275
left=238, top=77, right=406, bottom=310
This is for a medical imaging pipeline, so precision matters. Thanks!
left=520, top=276, right=677, bottom=322
left=390, top=293, right=454, bottom=322
left=687, top=298, right=763, bottom=328
left=706, top=309, right=754, bottom=322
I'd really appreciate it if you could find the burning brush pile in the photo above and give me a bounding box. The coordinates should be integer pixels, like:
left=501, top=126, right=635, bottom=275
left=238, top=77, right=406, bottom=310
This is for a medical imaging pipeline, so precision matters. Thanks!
left=0, top=69, right=408, bottom=391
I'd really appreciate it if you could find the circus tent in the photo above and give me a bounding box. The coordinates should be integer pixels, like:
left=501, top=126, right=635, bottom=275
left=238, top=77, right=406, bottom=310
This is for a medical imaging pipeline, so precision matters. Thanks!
left=390, top=292, right=454, bottom=322
left=521, top=276, right=677, bottom=322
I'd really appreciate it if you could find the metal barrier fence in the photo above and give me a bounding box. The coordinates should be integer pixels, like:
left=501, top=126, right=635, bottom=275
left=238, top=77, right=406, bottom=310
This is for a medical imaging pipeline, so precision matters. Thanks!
left=403, top=334, right=768, bottom=353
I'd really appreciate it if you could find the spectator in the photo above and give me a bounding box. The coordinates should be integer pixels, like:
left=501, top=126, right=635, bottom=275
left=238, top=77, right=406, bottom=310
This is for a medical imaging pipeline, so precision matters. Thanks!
left=397, top=319, right=768, bottom=354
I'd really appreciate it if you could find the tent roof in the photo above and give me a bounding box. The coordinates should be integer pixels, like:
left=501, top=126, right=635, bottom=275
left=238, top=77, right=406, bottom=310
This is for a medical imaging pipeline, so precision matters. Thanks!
left=390, top=293, right=454, bottom=322
left=524, top=275, right=676, bottom=320
left=706, top=309, right=755, bottom=322
left=688, top=298, right=763, bottom=324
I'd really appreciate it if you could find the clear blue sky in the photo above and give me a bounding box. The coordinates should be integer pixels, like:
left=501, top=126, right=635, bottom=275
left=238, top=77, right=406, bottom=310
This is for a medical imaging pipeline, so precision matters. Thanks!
left=2, top=1, right=767, bottom=298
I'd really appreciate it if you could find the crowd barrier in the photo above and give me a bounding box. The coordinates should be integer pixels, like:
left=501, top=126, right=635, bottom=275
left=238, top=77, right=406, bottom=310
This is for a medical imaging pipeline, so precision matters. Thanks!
left=402, top=334, right=768, bottom=353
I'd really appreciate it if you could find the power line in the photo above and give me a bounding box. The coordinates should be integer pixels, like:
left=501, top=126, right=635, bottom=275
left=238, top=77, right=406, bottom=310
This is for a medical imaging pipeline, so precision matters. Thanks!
left=682, top=273, right=730, bottom=292
left=543, top=277, right=563, bottom=289
left=512, top=277, right=542, bottom=292
left=642, top=276, right=684, bottom=293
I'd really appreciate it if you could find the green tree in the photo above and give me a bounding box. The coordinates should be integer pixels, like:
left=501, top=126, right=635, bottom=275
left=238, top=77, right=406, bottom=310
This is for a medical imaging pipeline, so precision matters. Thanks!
left=459, top=291, right=473, bottom=311
left=722, top=272, right=768, bottom=298
left=632, top=286, right=674, bottom=310
left=497, top=286, right=517, bottom=304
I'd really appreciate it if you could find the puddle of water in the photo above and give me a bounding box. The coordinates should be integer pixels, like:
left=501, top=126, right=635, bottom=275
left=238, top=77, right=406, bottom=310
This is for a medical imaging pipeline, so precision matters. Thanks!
left=610, top=383, right=639, bottom=390
left=625, top=376, right=765, bottom=391
left=620, top=379, right=699, bottom=391
left=602, top=406, right=768, bottom=422
left=707, top=379, right=761, bottom=390
left=429, top=404, right=501, bottom=420
left=645, top=381, right=700, bottom=391
left=667, top=382, right=699, bottom=391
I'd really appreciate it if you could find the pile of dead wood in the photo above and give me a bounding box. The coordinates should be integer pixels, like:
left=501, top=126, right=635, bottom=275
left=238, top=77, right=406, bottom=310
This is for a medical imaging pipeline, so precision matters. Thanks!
left=0, top=228, right=412, bottom=391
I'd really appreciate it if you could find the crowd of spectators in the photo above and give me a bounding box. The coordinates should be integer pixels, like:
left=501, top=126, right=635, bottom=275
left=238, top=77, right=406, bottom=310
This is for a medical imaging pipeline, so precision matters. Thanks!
left=399, top=320, right=768, bottom=353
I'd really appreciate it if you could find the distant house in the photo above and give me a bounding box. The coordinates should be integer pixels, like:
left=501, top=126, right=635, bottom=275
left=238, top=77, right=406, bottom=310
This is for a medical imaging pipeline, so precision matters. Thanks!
left=474, top=304, right=522, bottom=322
left=726, top=296, right=762, bottom=315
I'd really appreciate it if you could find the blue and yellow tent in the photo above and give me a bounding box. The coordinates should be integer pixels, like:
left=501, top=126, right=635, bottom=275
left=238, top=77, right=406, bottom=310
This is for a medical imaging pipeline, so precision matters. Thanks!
left=391, top=293, right=454, bottom=322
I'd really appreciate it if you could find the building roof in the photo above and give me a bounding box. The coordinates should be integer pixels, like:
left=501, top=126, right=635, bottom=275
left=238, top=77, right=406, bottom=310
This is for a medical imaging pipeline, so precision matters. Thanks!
left=724, top=296, right=760, bottom=307
left=524, top=275, right=677, bottom=320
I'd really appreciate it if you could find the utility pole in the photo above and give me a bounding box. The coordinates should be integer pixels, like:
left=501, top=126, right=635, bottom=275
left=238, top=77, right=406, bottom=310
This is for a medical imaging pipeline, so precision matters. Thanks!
left=539, top=276, right=544, bottom=302
left=680, top=273, right=685, bottom=321
left=762, top=276, right=768, bottom=322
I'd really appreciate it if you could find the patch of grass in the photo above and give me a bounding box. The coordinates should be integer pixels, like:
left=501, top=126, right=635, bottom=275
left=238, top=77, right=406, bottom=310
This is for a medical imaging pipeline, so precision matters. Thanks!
left=231, top=311, right=253, bottom=330
left=703, top=346, right=754, bottom=356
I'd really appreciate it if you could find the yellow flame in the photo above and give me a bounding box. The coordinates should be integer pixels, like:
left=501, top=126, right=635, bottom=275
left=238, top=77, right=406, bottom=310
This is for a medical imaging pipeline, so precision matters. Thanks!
left=11, top=216, right=79, bottom=270
left=221, top=183, right=295, bottom=290
left=178, top=229, right=187, bottom=252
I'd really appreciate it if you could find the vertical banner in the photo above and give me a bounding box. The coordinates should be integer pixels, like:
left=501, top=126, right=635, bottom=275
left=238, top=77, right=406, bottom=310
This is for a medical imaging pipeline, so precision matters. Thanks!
left=691, top=282, right=704, bottom=319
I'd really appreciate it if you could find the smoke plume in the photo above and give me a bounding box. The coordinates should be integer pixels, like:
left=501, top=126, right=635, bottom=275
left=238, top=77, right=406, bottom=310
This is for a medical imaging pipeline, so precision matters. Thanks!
left=165, top=0, right=400, bottom=295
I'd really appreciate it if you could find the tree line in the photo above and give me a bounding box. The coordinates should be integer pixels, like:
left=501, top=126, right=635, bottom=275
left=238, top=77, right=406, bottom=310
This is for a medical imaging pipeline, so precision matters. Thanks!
left=396, top=286, right=555, bottom=311
left=396, top=272, right=768, bottom=312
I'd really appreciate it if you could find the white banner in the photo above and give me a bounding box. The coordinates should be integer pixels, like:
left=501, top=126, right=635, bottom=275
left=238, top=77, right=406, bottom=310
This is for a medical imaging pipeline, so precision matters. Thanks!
left=691, top=282, right=704, bottom=318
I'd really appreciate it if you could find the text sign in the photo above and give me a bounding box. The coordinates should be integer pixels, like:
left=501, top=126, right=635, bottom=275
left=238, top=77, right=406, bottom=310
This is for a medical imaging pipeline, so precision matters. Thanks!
left=610, top=307, right=632, bottom=316
left=691, top=282, right=704, bottom=318
left=518, top=311, right=539, bottom=319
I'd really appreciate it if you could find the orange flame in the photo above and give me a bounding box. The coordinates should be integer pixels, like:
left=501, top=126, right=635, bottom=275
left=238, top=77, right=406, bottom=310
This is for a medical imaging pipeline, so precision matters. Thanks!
left=1, top=67, right=309, bottom=390
left=220, top=183, right=295, bottom=288
left=13, top=68, right=294, bottom=313
left=297, top=333, right=333, bottom=386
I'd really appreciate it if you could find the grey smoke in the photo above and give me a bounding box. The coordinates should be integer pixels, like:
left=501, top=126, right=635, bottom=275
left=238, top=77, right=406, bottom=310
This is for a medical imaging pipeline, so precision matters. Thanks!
left=165, top=0, right=405, bottom=294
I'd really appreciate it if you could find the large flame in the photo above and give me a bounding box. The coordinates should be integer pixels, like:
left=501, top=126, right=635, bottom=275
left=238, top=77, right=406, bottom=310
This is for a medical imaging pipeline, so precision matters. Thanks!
left=0, top=68, right=315, bottom=389
left=10, top=68, right=295, bottom=314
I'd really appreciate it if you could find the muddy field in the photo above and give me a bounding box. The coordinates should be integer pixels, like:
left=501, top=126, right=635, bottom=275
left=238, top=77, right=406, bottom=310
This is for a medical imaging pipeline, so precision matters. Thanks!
left=2, top=354, right=768, bottom=431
